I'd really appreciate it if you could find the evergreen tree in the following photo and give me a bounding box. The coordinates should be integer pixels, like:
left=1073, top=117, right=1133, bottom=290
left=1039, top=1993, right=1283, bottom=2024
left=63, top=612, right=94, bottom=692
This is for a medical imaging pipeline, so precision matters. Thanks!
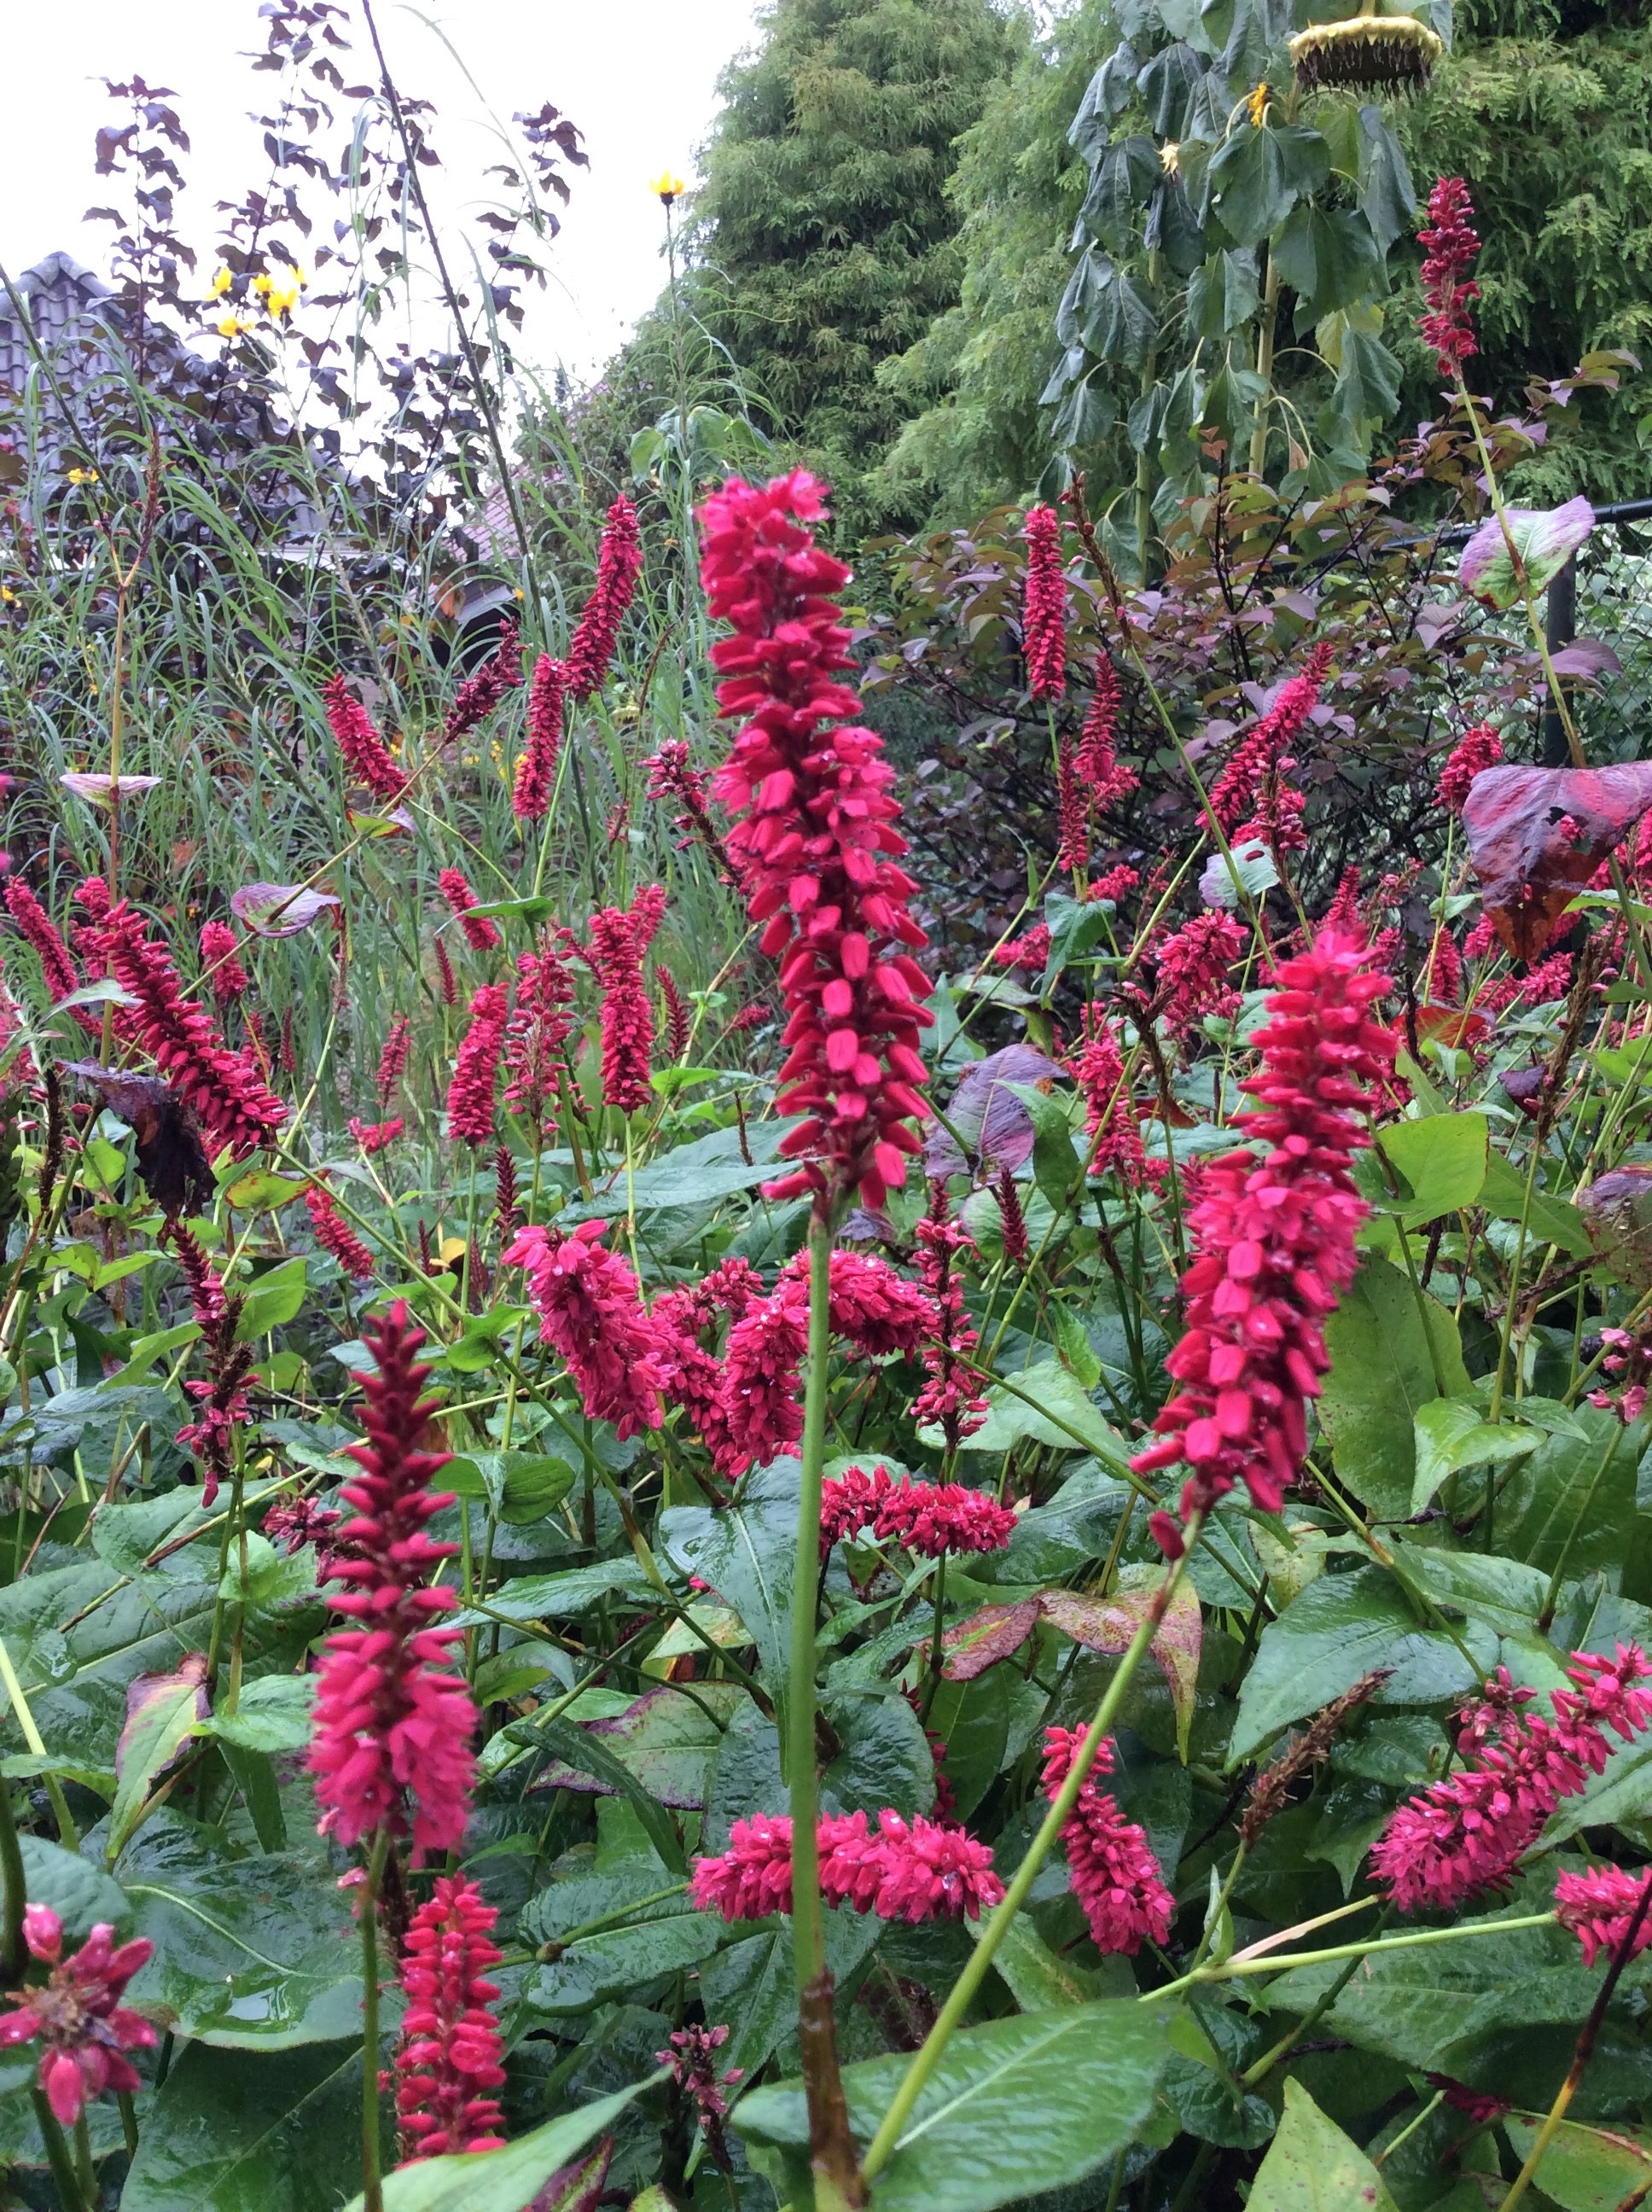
left=683, top=0, right=1027, bottom=533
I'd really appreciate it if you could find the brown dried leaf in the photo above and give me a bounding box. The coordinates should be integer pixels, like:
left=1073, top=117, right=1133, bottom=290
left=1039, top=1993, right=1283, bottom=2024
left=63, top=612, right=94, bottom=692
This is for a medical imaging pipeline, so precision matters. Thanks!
left=1462, top=762, right=1652, bottom=960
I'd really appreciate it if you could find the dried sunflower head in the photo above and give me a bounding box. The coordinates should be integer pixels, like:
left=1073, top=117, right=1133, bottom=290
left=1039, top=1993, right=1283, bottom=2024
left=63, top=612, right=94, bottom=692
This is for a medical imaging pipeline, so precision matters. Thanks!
left=1289, top=8, right=1444, bottom=90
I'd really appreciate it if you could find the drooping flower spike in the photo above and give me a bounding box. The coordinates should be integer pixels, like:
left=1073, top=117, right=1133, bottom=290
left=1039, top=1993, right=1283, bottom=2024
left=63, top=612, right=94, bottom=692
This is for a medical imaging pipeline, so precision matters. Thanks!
left=565, top=493, right=644, bottom=701
left=691, top=1807, right=1002, bottom=1925
left=513, top=654, right=567, bottom=822
left=506, top=1220, right=669, bottom=1441
left=1021, top=504, right=1067, bottom=701
left=1418, top=176, right=1481, bottom=381
left=0, top=1907, right=157, bottom=2127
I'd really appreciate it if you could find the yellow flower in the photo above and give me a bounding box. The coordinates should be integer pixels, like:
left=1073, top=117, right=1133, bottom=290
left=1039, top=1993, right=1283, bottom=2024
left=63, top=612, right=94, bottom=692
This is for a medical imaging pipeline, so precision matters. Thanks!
left=252, top=271, right=272, bottom=296
left=216, top=313, right=256, bottom=339
left=263, top=264, right=306, bottom=317
left=1246, top=80, right=1271, bottom=126
left=67, top=467, right=99, bottom=486
left=1160, top=141, right=1182, bottom=175
left=1, top=586, right=15, bottom=604
left=209, top=265, right=233, bottom=298
left=649, top=169, right=687, bottom=205
left=513, top=587, right=525, bottom=601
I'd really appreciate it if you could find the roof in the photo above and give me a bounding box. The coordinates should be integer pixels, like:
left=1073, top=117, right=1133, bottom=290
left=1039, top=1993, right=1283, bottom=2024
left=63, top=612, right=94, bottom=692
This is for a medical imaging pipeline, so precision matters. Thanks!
left=0, top=254, right=119, bottom=398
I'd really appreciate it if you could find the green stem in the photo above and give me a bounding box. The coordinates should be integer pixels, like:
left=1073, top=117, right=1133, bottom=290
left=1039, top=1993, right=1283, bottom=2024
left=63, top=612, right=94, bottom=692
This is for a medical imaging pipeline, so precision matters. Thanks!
left=0, top=1761, right=25, bottom=1980
left=359, top=1827, right=392, bottom=2212
left=861, top=1518, right=1201, bottom=2184
left=0, top=1634, right=79, bottom=1853
left=1538, top=1419, right=1626, bottom=1630
left=1150, top=1907, right=1556, bottom=1999
left=1248, top=253, right=1283, bottom=482
left=31, top=2088, right=91, bottom=2212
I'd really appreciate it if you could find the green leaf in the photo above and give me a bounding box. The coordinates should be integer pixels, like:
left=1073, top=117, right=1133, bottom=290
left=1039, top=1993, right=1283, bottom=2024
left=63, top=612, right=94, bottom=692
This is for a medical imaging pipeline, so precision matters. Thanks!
left=1233, top=1565, right=1495, bottom=1761
left=734, top=2000, right=1174, bottom=2212
left=1137, top=43, right=1206, bottom=137
left=16, top=1836, right=130, bottom=1941
left=1357, top=103, right=1416, bottom=254
left=1040, top=890, right=1114, bottom=992
left=1411, top=1399, right=1541, bottom=1516
left=1248, top=2081, right=1399, bottom=2212
left=120, top=1817, right=368, bottom=2047
left=1271, top=203, right=1381, bottom=325
left=1502, top=2114, right=1652, bottom=2208
left=1358, top=1112, right=1490, bottom=1227
left=699, top=1906, right=881, bottom=2087
left=120, top=2039, right=365, bottom=2212
left=1080, top=137, right=1160, bottom=253
left=1207, top=123, right=1329, bottom=248
left=527, top=1898, right=724, bottom=2014
left=1460, top=496, right=1595, bottom=609
left=660, top=1458, right=798, bottom=1697
left=1479, top=1150, right=1591, bottom=1255
left=452, top=1557, right=654, bottom=1629
left=109, top=1664, right=209, bottom=1859
left=344, top=2079, right=660, bottom=2212
left=1188, top=248, right=1262, bottom=338
left=824, top=1689, right=935, bottom=1819
left=1004, top=1080, right=1084, bottom=1209
left=1319, top=1255, right=1470, bottom=1519
left=200, top=1674, right=317, bottom=1755
left=567, top=1119, right=795, bottom=1216
left=926, top=1668, right=1011, bottom=1821
left=236, top=1257, right=307, bottom=1338
left=1496, top=1404, right=1641, bottom=1577
left=930, top=1360, right=1129, bottom=1470
left=526, top=1712, right=688, bottom=1872
left=977, top=1913, right=1114, bottom=2011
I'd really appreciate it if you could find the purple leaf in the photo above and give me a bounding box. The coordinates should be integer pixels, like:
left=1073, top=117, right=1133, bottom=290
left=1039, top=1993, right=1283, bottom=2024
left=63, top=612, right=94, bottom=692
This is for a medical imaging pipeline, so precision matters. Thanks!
left=1548, top=637, right=1621, bottom=681
left=924, top=1043, right=1064, bottom=1176
left=1458, top=497, right=1594, bottom=610
left=61, top=772, right=162, bottom=806
left=231, top=882, right=342, bottom=937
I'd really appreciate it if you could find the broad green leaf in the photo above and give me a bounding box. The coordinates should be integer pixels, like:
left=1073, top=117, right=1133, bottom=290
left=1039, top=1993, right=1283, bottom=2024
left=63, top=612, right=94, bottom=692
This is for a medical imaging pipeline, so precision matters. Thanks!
left=451, top=1557, right=654, bottom=1630
left=926, top=1668, right=1011, bottom=1819
left=526, top=1898, right=724, bottom=2014
left=120, top=2038, right=365, bottom=2212
left=1503, top=2113, right=1652, bottom=2208
left=1040, top=890, right=1114, bottom=991
left=1358, top=1112, right=1490, bottom=1227
left=1207, top=123, right=1329, bottom=247
left=1041, top=1565, right=1201, bottom=1761
left=824, top=1689, right=935, bottom=1819
left=977, top=1912, right=1114, bottom=2011
left=236, top=1257, right=307, bottom=1338
left=660, top=1458, right=798, bottom=1697
left=200, top=1673, right=316, bottom=1755
left=566, top=1119, right=794, bottom=1215
left=1248, top=2081, right=1399, bottom=2212
left=1188, top=247, right=1261, bottom=338
left=734, top=2000, right=1175, bottom=2212
left=933, top=1361, right=1129, bottom=1470
left=1137, top=42, right=1205, bottom=137
left=1393, top=1545, right=1547, bottom=1638
left=1233, top=1566, right=1494, bottom=1761
left=538, top=1681, right=742, bottom=1809
left=109, top=1661, right=210, bottom=1860
left=696, top=1905, right=881, bottom=2086
left=1080, top=137, right=1160, bottom=253
left=524, top=1712, right=688, bottom=1872
left=1460, top=496, right=1595, bottom=609
left=1005, top=1081, right=1085, bottom=1208
left=1411, top=1398, right=1541, bottom=1515
left=1271, top=202, right=1381, bottom=325
left=120, top=1818, right=369, bottom=2047
left=1496, top=1404, right=1643, bottom=1576
left=1319, top=1255, right=1470, bottom=1519
left=17, top=1835, right=130, bottom=1940
left=1479, top=1150, right=1591, bottom=1254
left=1356, top=102, right=1416, bottom=253
left=344, top=2078, right=660, bottom=2212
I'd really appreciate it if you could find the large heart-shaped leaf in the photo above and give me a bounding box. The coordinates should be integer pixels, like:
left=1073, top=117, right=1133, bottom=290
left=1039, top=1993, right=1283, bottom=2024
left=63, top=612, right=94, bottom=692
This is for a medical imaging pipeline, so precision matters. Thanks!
left=1040, top=1566, right=1201, bottom=1759
left=230, top=882, right=342, bottom=937
left=1319, top=1255, right=1469, bottom=1520
left=1463, top=761, right=1652, bottom=959
left=1248, top=2081, right=1399, bottom=2212
left=1459, top=496, right=1594, bottom=609
left=120, top=2039, right=365, bottom=2212
left=344, top=2078, right=660, bottom=2212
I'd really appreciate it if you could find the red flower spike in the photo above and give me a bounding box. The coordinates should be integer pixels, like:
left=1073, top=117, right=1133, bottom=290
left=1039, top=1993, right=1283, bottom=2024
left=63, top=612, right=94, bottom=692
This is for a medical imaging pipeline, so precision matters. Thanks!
left=376, top=1015, right=411, bottom=1106
left=1555, top=1866, right=1652, bottom=1968
left=820, top=1463, right=1015, bottom=1558
left=436, top=868, right=501, bottom=952
left=0, top=1917, right=157, bottom=2126
left=441, top=618, right=521, bottom=749
left=1373, top=1645, right=1652, bottom=1911
left=5, top=877, right=90, bottom=1022
left=1153, top=912, right=1248, bottom=1041
left=1073, top=657, right=1137, bottom=807
left=716, top=1278, right=811, bottom=1476
left=503, top=937, right=576, bottom=1126
left=1056, top=738, right=1088, bottom=874
left=697, top=471, right=934, bottom=1213
left=307, top=1302, right=476, bottom=1863
left=1071, top=1018, right=1155, bottom=1189
left=323, top=673, right=407, bottom=806
left=586, top=885, right=666, bottom=1115
left=446, top=983, right=509, bottom=1146
left=690, top=1807, right=1001, bottom=1924
left=513, top=654, right=567, bottom=822
left=394, top=1875, right=508, bottom=2162
left=1041, top=1726, right=1173, bottom=1955
left=305, top=1183, right=375, bottom=1280
left=198, top=920, right=248, bottom=1004
left=506, top=1220, right=669, bottom=1441
left=1418, top=176, right=1481, bottom=381
left=910, top=1184, right=990, bottom=1449
left=74, top=882, right=286, bottom=1155
left=349, top=1115, right=404, bottom=1155
left=1207, top=643, right=1333, bottom=860
left=1437, top=722, right=1503, bottom=813
left=657, top=963, right=691, bottom=1062
left=1021, top=504, right=1067, bottom=701
left=565, top=495, right=643, bottom=701
left=1132, top=931, right=1395, bottom=1548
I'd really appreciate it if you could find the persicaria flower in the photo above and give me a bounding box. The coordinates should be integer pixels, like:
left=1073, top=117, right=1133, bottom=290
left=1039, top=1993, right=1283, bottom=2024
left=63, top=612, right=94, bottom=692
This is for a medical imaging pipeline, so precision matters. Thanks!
left=658, top=963, right=691, bottom=1062
left=1071, top=1018, right=1155, bottom=1189
left=323, top=672, right=407, bottom=806
left=1073, top=657, right=1137, bottom=807
left=513, top=654, right=567, bottom=822
left=442, top=618, right=521, bottom=748
left=645, top=739, right=747, bottom=888
left=308, top=1302, right=477, bottom=1861
left=910, top=1184, right=990, bottom=1449
left=565, top=494, right=643, bottom=700
left=1133, top=931, right=1395, bottom=1551
left=1056, top=739, right=1088, bottom=875
left=0, top=1908, right=157, bottom=2126
left=376, top=1015, right=411, bottom=1105
left=1554, top=1865, right=1652, bottom=1968
left=506, top=1220, right=668, bottom=1440
left=1371, top=1646, right=1652, bottom=1911
left=993, top=923, right=1051, bottom=976
left=1153, top=911, right=1248, bottom=1041
left=74, top=882, right=287, bottom=1156
left=657, top=2023, right=742, bottom=2158
left=305, top=1182, right=375, bottom=1280
left=585, top=885, right=666, bottom=1115
left=395, top=1875, right=508, bottom=2162
left=1418, top=176, right=1481, bottom=381
left=715, top=1276, right=811, bottom=1475
left=783, top=1244, right=939, bottom=1359
left=446, top=982, right=510, bottom=1146
left=437, top=867, right=500, bottom=952
left=1207, top=643, right=1333, bottom=859
left=503, top=936, right=577, bottom=1126
left=1041, top=1726, right=1173, bottom=1954
left=698, top=471, right=933, bottom=1212
left=691, top=1808, right=1001, bottom=1924
left=264, top=1492, right=344, bottom=1566
left=199, top=920, right=248, bottom=1004
left=1436, top=723, right=1503, bottom=812
left=1091, top=862, right=1139, bottom=905
left=349, top=1115, right=404, bottom=1154
left=820, top=1463, right=1015, bottom=1557
left=1021, top=504, right=1067, bottom=701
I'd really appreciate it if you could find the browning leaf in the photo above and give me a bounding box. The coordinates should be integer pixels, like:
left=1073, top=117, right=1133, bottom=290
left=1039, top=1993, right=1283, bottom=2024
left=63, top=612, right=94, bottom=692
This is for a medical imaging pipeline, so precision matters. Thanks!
left=1461, top=763, right=1652, bottom=960
left=63, top=1062, right=215, bottom=1217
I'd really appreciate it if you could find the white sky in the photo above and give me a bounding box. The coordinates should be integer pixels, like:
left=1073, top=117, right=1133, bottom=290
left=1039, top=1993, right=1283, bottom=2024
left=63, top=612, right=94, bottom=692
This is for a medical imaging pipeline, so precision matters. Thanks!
left=0, top=0, right=765, bottom=382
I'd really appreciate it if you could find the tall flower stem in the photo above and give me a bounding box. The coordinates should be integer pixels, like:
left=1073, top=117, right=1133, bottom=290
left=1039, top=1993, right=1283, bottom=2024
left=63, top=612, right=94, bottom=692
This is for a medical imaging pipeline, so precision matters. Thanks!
left=359, top=1826, right=392, bottom=2212
left=860, top=1516, right=1202, bottom=2185
left=0, top=1769, right=24, bottom=1979
left=789, top=1210, right=862, bottom=2209
left=29, top=2088, right=90, bottom=2212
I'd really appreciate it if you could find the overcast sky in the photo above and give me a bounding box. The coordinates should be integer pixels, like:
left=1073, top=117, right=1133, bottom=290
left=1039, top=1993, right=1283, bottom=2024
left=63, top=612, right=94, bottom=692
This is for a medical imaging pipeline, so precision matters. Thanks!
left=0, top=0, right=765, bottom=382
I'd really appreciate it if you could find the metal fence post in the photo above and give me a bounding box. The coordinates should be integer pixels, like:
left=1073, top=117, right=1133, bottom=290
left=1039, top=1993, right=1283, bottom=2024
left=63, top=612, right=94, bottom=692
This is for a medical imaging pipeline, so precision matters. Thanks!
left=1541, top=554, right=1577, bottom=766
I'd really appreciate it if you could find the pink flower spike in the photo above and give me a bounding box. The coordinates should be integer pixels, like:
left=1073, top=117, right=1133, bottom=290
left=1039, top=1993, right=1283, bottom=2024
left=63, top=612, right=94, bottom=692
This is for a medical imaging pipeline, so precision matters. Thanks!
left=0, top=1915, right=156, bottom=2126
left=565, top=495, right=643, bottom=700
left=1555, top=1866, right=1652, bottom=1968
left=394, top=1874, right=508, bottom=2161
left=513, top=654, right=567, bottom=822
left=1040, top=1726, right=1173, bottom=1955
left=1436, top=723, right=1503, bottom=813
left=506, top=1220, right=668, bottom=1441
left=1418, top=176, right=1481, bottom=381
left=446, top=983, right=510, bottom=1147
left=1021, top=504, right=1067, bottom=701
left=436, top=868, right=500, bottom=952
